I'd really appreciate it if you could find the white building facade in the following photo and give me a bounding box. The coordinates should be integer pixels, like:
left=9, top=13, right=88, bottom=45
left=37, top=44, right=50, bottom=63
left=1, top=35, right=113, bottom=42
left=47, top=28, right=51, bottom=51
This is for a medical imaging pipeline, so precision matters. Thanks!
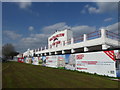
left=21, top=29, right=120, bottom=77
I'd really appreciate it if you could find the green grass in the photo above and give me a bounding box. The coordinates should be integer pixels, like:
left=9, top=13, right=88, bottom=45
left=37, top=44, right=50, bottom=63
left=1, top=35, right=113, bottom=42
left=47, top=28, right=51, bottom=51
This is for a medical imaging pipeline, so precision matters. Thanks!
left=2, top=61, right=119, bottom=88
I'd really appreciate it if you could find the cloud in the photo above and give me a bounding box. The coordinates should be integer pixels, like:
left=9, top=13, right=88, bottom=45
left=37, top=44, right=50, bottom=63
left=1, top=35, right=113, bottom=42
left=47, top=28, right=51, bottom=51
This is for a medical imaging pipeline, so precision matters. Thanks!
left=42, top=22, right=70, bottom=34
left=81, top=2, right=117, bottom=14
left=99, top=22, right=119, bottom=33
left=71, top=25, right=96, bottom=36
left=3, top=30, right=22, bottom=40
left=104, top=18, right=113, bottom=22
left=14, top=1, right=40, bottom=16
left=81, top=9, right=86, bottom=14
left=84, top=4, right=89, bottom=8
left=15, top=33, right=49, bottom=52
left=28, top=26, right=34, bottom=31
left=17, top=2, right=31, bottom=9
left=15, top=0, right=32, bottom=9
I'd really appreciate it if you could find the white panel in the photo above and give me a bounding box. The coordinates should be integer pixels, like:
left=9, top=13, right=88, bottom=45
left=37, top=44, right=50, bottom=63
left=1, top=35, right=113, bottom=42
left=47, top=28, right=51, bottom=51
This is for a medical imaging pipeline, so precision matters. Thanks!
left=75, top=51, right=117, bottom=77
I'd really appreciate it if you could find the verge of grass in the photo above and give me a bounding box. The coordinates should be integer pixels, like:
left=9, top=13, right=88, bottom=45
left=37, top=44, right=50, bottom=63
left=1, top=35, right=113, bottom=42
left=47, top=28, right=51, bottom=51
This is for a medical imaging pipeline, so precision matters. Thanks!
left=2, top=61, right=119, bottom=88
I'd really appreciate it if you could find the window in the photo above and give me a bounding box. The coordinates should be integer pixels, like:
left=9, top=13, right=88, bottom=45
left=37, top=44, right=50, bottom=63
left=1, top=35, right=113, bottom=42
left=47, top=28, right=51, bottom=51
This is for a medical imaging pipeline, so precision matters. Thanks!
left=110, top=71, right=114, bottom=74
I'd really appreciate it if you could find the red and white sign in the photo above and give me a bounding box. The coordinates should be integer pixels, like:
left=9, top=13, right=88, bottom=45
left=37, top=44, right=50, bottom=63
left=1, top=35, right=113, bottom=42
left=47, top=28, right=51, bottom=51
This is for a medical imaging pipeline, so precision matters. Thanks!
left=49, top=33, right=64, bottom=41
left=48, top=30, right=73, bottom=48
left=18, top=57, right=24, bottom=63
left=75, top=51, right=117, bottom=77
left=46, top=55, right=58, bottom=68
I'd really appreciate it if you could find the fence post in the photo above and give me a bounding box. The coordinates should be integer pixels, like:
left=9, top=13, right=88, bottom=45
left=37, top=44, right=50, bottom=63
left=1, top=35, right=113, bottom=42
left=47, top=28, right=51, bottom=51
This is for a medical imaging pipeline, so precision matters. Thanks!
left=84, top=47, right=88, bottom=52
left=49, top=52, right=51, bottom=55
left=45, top=46, right=46, bottom=50
left=62, top=50, right=65, bottom=54
left=101, top=29, right=106, bottom=39
left=55, top=51, right=57, bottom=55
left=101, top=29, right=109, bottom=50
left=41, top=53, right=42, bottom=56
left=41, top=47, right=43, bottom=51
left=71, top=38, right=74, bottom=44
left=44, top=53, right=46, bottom=56
left=83, top=34, right=88, bottom=52
left=71, top=49, right=75, bottom=53
left=84, top=34, right=87, bottom=42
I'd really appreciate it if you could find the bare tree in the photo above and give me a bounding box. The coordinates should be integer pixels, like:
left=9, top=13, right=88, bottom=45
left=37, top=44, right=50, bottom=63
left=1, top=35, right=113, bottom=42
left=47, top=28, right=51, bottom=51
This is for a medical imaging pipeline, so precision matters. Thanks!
left=2, top=43, right=19, bottom=60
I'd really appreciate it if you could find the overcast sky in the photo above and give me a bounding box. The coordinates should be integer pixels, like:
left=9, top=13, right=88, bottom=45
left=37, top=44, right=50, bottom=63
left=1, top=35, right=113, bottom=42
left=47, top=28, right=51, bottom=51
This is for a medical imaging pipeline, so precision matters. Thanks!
left=2, top=2, right=119, bottom=53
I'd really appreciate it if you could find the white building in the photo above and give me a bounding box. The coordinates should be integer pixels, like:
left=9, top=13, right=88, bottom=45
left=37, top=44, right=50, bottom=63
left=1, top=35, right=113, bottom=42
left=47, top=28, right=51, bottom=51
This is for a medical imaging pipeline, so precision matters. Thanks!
left=23, top=29, right=120, bottom=57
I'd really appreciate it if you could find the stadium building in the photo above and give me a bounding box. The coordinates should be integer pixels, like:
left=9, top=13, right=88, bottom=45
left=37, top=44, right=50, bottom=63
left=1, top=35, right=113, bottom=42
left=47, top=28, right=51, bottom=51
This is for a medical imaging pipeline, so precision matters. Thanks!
left=19, top=29, right=120, bottom=77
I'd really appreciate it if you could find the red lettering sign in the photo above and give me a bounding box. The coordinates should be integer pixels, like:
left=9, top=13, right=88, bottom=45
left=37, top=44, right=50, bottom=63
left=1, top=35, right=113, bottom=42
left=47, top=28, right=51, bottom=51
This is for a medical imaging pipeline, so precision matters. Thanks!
left=76, top=54, right=84, bottom=59
left=49, top=33, right=65, bottom=41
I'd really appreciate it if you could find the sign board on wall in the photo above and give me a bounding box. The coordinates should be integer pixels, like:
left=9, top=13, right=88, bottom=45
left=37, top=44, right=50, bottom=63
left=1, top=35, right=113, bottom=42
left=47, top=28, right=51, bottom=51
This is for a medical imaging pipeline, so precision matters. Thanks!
left=65, top=54, right=76, bottom=70
left=57, top=55, right=65, bottom=67
left=75, top=50, right=117, bottom=77
left=32, top=57, right=39, bottom=65
left=45, top=54, right=76, bottom=70
left=45, top=55, right=67, bottom=68
left=46, top=55, right=58, bottom=68
left=48, top=29, right=73, bottom=48
left=18, top=57, right=24, bottom=63
left=25, top=57, right=32, bottom=64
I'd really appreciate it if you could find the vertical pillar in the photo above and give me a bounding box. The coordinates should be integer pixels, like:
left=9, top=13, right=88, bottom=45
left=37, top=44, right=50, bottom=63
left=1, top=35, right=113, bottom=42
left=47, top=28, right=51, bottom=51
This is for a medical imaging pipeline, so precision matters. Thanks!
left=71, top=38, right=74, bottom=44
left=101, top=29, right=106, bottom=39
left=65, top=40, right=67, bottom=45
left=41, top=53, right=42, bottom=56
left=62, top=50, right=65, bottom=54
left=38, top=48, right=39, bottom=51
left=102, top=44, right=110, bottom=50
left=41, top=47, right=43, bottom=51
left=84, top=47, right=88, bottom=52
left=44, top=53, right=46, bottom=56
left=84, top=34, right=87, bottom=42
left=101, top=29, right=107, bottom=49
left=83, top=34, right=88, bottom=52
left=45, top=46, right=46, bottom=50
left=55, top=51, right=57, bottom=55
left=71, top=49, right=75, bottom=53
left=62, top=41, right=64, bottom=46
left=49, top=52, right=51, bottom=55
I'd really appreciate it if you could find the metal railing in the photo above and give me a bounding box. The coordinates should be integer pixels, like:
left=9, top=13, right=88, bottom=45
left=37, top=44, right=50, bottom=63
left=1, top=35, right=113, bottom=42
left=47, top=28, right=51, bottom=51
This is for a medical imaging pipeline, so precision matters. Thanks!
left=87, top=30, right=101, bottom=40
left=106, top=30, right=120, bottom=41
left=74, top=35, right=83, bottom=43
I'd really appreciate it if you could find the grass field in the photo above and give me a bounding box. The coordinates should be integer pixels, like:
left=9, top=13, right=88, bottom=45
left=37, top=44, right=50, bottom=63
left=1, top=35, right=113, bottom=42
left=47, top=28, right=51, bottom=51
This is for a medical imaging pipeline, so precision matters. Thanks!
left=2, top=61, right=119, bottom=88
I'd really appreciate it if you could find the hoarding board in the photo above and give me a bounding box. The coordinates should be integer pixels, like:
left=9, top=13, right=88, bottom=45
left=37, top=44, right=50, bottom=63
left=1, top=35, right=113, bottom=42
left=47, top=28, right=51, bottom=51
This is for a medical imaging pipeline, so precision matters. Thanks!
left=38, top=57, right=43, bottom=65
left=114, top=50, right=120, bottom=77
left=75, top=51, right=117, bottom=77
left=45, top=55, right=66, bottom=68
left=114, top=50, right=120, bottom=60
left=65, top=54, right=76, bottom=70
left=57, top=55, right=65, bottom=67
left=18, top=57, right=24, bottom=63
left=25, top=57, right=32, bottom=64
left=46, top=55, right=58, bottom=68
left=32, top=57, right=39, bottom=65
left=41, top=56, right=46, bottom=66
